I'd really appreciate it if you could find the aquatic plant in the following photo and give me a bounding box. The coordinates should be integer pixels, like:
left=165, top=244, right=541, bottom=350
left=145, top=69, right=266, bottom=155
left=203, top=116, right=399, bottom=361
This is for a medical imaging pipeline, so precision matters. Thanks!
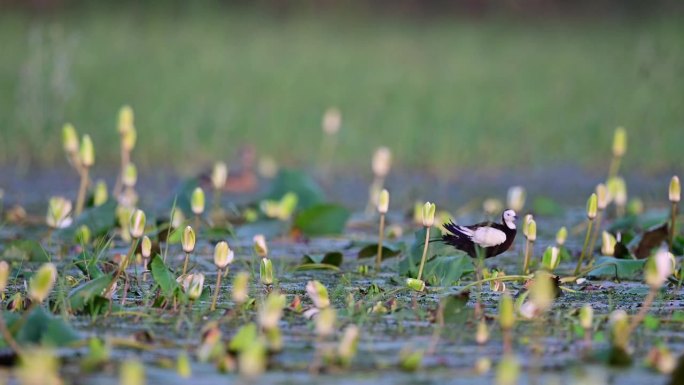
left=376, top=188, right=389, bottom=273
left=574, top=193, right=598, bottom=275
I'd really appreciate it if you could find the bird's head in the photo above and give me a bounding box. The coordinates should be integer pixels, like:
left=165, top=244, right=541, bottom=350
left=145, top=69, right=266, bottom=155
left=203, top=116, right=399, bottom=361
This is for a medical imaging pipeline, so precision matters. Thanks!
left=503, top=209, right=517, bottom=229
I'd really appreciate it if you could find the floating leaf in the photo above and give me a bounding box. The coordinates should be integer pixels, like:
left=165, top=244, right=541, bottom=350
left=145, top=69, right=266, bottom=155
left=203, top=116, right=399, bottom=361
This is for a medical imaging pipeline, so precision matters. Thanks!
left=2, top=240, right=49, bottom=262
left=265, top=169, right=325, bottom=209
left=11, top=307, right=79, bottom=346
left=296, top=252, right=343, bottom=271
left=150, top=255, right=179, bottom=297
left=423, top=255, right=475, bottom=286
left=293, top=204, right=350, bottom=236
left=587, top=257, right=645, bottom=280
left=68, top=274, right=113, bottom=314
left=440, top=293, right=472, bottom=324
left=357, top=243, right=403, bottom=259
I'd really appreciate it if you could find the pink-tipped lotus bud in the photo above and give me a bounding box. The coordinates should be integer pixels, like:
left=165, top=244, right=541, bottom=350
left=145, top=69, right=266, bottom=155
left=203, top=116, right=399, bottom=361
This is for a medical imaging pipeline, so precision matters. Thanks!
left=181, top=226, right=196, bottom=253
left=601, top=231, right=616, bottom=256
left=371, top=147, right=392, bottom=177
left=586, top=193, right=598, bottom=220
left=669, top=176, right=680, bottom=203
left=322, top=107, right=341, bottom=135
left=377, top=189, right=390, bottom=214
left=211, top=162, right=228, bottom=190
left=422, top=202, right=436, bottom=227
left=555, top=227, right=567, bottom=246
left=62, top=123, right=79, bottom=154
left=191, top=187, right=205, bottom=215
left=129, top=209, right=146, bottom=239
left=29, top=263, right=57, bottom=303
left=141, top=236, right=152, bottom=258
left=306, top=280, right=330, bottom=309
left=79, top=134, right=95, bottom=167
left=253, top=234, right=268, bottom=257
left=506, top=186, right=526, bottom=212
left=213, top=241, right=233, bottom=269
left=596, top=183, right=610, bottom=210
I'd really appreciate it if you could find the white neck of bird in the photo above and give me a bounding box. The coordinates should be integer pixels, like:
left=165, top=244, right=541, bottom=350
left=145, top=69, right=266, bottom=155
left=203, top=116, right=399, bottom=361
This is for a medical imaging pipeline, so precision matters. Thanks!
left=504, top=217, right=516, bottom=229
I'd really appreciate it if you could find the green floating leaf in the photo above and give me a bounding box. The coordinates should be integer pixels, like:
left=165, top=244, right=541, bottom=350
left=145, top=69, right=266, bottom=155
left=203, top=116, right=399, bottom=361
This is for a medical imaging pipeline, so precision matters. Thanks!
left=10, top=307, right=79, bottom=347
left=56, top=200, right=117, bottom=241
left=293, top=204, right=350, bottom=236
left=68, top=274, right=113, bottom=314
left=296, top=252, right=343, bottom=271
left=440, top=293, right=472, bottom=324
left=357, top=243, right=403, bottom=259
left=265, top=169, right=325, bottom=210
left=423, top=255, right=475, bottom=286
left=587, top=257, right=645, bottom=280
left=2, top=239, right=49, bottom=262
left=150, top=255, right=179, bottom=297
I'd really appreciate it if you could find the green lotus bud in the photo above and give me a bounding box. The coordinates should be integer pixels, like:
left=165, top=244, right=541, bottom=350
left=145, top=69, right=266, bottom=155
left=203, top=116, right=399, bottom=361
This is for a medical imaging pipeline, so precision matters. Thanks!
left=117, top=105, right=135, bottom=134
left=612, top=126, right=627, bottom=157
left=171, top=208, right=185, bottom=229
left=586, top=193, right=598, bottom=220
left=260, top=258, right=273, bottom=285
left=607, top=176, right=627, bottom=207
left=377, top=189, right=390, bottom=214
left=506, top=186, right=526, bottom=212
left=181, top=226, right=196, bottom=253
left=191, top=187, right=205, bottom=215
left=525, top=217, right=537, bottom=241
left=62, top=123, right=79, bottom=153
left=93, top=180, right=108, bottom=206
left=75, top=225, right=91, bottom=244
left=372, top=147, right=392, bottom=177
left=0, top=260, right=9, bottom=293
left=29, top=263, right=57, bottom=303
left=399, top=348, right=423, bottom=372
left=306, top=280, right=330, bottom=309
left=627, top=198, right=644, bottom=215
left=187, top=273, right=204, bottom=301
left=17, top=348, right=62, bottom=385
left=476, top=320, right=489, bottom=345
left=322, top=107, right=341, bottom=135
left=521, top=214, right=533, bottom=237
left=644, top=248, right=674, bottom=289
left=579, top=304, right=593, bottom=330
left=79, top=134, right=95, bottom=167
left=555, top=226, right=567, bottom=246
left=499, top=293, right=515, bottom=330
left=258, top=293, right=286, bottom=330
left=315, top=307, right=337, bottom=337
left=238, top=339, right=266, bottom=378
left=232, top=272, right=250, bottom=304
left=406, top=278, right=425, bottom=292
left=670, top=176, right=680, bottom=203
left=474, top=357, right=492, bottom=375
left=495, top=355, right=520, bottom=385
left=120, top=359, right=144, bottom=385
left=422, top=202, right=436, bottom=227
left=601, top=231, right=616, bottom=256
left=129, top=209, right=146, bottom=239
left=609, top=309, right=629, bottom=350
left=541, top=246, right=560, bottom=271
left=213, top=241, right=233, bottom=269
left=141, top=236, right=152, bottom=258
left=116, top=205, right=133, bottom=242
left=337, top=325, right=359, bottom=367
left=46, top=196, right=73, bottom=229
left=122, top=163, right=137, bottom=188
left=177, top=352, right=191, bottom=378
left=596, top=183, right=610, bottom=210
left=483, top=198, right=504, bottom=215
left=211, top=161, right=228, bottom=190
left=253, top=234, right=268, bottom=257
left=529, top=271, right=554, bottom=312
left=122, top=128, right=137, bottom=152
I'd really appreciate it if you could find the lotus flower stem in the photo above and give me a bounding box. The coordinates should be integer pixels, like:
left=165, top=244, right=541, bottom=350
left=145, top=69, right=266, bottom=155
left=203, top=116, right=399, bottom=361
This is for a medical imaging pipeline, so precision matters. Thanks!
left=104, top=238, right=138, bottom=303
left=574, top=220, right=594, bottom=276
left=627, top=287, right=657, bottom=334
left=375, top=213, right=386, bottom=274
left=182, top=252, right=190, bottom=276
left=210, top=268, right=223, bottom=311
left=417, top=226, right=431, bottom=282
left=0, top=312, right=22, bottom=355
left=522, top=239, right=533, bottom=275
left=670, top=202, right=678, bottom=252
left=587, top=210, right=603, bottom=263
left=75, top=167, right=89, bottom=216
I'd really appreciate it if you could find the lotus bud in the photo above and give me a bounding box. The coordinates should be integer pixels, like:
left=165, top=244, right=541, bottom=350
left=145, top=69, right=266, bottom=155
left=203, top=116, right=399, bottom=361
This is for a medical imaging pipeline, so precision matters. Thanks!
left=476, top=320, right=489, bottom=345
left=337, top=325, right=360, bottom=367
left=525, top=217, right=537, bottom=242
left=670, top=176, right=680, bottom=203
left=579, top=304, right=593, bottom=330
left=129, top=209, right=146, bottom=239
left=257, top=156, right=279, bottom=178
left=187, top=273, right=204, bottom=301
left=607, top=177, right=627, bottom=207
left=422, top=202, right=436, bottom=227
left=322, top=107, right=341, bottom=135
left=499, top=293, right=515, bottom=330
left=506, top=186, right=526, bottom=212
left=377, top=189, right=390, bottom=214
left=122, top=128, right=137, bottom=152
left=627, top=198, right=644, bottom=215
left=529, top=271, right=554, bottom=312
left=260, top=258, right=273, bottom=285
left=79, top=134, right=95, bottom=167
left=239, top=340, right=266, bottom=378
left=213, top=241, right=233, bottom=269
left=495, top=355, right=520, bottom=385
left=141, top=236, right=152, bottom=259
left=555, top=226, right=567, bottom=246
left=120, top=359, right=144, bottom=385
left=117, top=105, right=134, bottom=134
left=93, top=180, right=108, bottom=206
left=191, top=187, right=205, bottom=215
left=644, top=248, right=674, bottom=289
left=541, top=246, right=560, bottom=271
left=259, top=293, right=286, bottom=330
left=177, top=352, right=191, bottom=378
left=399, top=348, right=423, bottom=372
left=306, top=280, right=330, bottom=309
left=474, top=357, right=492, bottom=375
left=406, top=278, right=425, bottom=292
left=0, top=261, right=9, bottom=293
left=181, top=226, right=196, bottom=253
left=521, top=214, right=533, bottom=237
left=315, top=307, right=337, bottom=337
left=46, top=196, right=73, bottom=229
left=612, top=126, right=627, bottom=157
left=645, top=346, right=677, bottom=375
left=232, top=272, right=250, bottom=304
left=371, top=147, right=392, bottom=177
left=75, top=225, right=91, bottom=244
left=29, top=263, right=57, bottom=303
left=122, top=163, right=137, bottom=188
left=171, top=209, right=185, bottom=229
left=595, top=183, right=610, bottom=210
left=601, top=231, right=616, bottom=256
left=62, top=123, right=79, bottom=153
left=211, top=162, right=228, bottom=190
left=253, top=234, right=268, bottom=257
left=483, top=198, right=504, bottom=215
left=586, top=193, right=598, bottom=220
left=609, top=309, right=629, bottom=349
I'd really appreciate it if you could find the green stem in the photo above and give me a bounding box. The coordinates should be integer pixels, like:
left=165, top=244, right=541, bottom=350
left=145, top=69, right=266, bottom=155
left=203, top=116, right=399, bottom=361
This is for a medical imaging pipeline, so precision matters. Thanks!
left=75, top=166, right=89, bottom=216
left=0, top=309, right=23, bottom=355
left=210, top=268, right=223, bottom=311
left=522, top=239, right=533, bottom=275
left=416, top=226, right=431, bottom=281
left=587, top=211, right=603, bottom=263
left=182, top=252, right=190, bottom=275
left=375, top=214, right=385, bottom=274
left=608, top=155, right=621, bottom=181
left=627, top=288, right=657, bottom=335
left=457, top=274, right=533, bottom=294
left=365, top=177, right=384, bottom=215
left=574, top=219, right=594, bottom=276
left=103, top=239, right=138, bottom=303
left=670, top=202, right=678, bottom=252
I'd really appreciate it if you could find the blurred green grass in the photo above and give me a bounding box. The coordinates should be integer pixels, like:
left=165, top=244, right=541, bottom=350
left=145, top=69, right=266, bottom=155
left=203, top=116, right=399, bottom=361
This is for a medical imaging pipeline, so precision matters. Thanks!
left=1, top=7, right=682, bottom=175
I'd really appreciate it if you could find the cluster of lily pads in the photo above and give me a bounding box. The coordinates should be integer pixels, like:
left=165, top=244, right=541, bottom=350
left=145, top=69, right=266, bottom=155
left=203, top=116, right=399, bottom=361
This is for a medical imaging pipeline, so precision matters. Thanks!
left=0, top=108, right=682, bottom=384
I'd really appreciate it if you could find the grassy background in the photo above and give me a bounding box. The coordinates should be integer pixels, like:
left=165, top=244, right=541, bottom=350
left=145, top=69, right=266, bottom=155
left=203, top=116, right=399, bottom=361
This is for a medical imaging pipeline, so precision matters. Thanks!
left=0, top=5, right=682, bottom=176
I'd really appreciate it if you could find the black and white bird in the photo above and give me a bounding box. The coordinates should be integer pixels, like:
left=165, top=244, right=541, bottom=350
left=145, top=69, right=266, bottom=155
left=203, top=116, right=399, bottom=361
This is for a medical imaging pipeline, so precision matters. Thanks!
left=442, top=209, right=518, bottom=258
